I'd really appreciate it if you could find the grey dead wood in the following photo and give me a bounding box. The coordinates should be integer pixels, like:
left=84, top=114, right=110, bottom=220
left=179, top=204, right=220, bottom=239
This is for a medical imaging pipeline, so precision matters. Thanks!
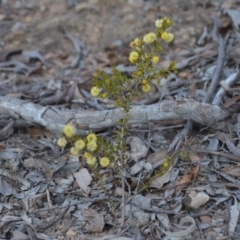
left=0, top=96, right=233, bottom=137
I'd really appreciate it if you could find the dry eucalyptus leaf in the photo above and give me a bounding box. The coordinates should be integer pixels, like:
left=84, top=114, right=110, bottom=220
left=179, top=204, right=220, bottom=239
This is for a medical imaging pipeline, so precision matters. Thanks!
left=157, top=213, right=171, bottom=230
left=223, top=9, right=240, bottom=30
left=55, top=174, right=74, bottom=189
left=127, top=137, right=148, bottom=162
left=146, top=149, right=168, bottom=169
left=0, top=177, right=13, bottom=196
left=113, top=187, right=128, bottom=197
left=229, top=197, right=240, bottom=236
left=73, top=168, right=92, bottom=195
left=222, top=165, right=240, bottom=177
left=130, top=160, right=145, bottom=175
left=150, top=164, right=173, bottom=189
left=153, top=216, right=196, bottom=238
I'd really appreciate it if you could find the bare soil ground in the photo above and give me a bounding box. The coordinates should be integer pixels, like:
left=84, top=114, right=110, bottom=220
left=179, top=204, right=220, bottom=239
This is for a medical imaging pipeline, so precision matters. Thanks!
left=1, top=0, right=240, bottom=239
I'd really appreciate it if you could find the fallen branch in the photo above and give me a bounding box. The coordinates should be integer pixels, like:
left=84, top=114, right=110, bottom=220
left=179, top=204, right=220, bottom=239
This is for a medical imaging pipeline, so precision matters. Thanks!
left=0, top=96, right=234, bottom=136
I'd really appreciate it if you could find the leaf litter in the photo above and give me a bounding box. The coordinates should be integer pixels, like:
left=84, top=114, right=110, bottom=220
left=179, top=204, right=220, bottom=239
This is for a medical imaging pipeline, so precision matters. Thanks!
left=1, top=0, right=240, bottom=239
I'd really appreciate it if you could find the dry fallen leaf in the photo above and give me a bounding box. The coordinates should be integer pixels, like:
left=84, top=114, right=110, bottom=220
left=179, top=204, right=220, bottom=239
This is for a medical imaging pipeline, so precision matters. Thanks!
left=150, top=164, right=173, bottom=189
left=222, top=167, right=240, bottom=177
left=127, top=136, right=148, bottom=162
left=73, top=168, right=92, bottom=195
left=229, top=197, right=240, bottom=236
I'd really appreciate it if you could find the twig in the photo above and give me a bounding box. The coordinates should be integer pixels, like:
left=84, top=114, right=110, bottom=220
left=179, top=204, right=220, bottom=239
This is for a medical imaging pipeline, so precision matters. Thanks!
left=0, top=60, right=38, bottom=76
left=168, top=119, right=193, bottom=151
left=32, top=196, right=121, bottom=213
left=203, top=17, right=228, bottom=103
left=191, top=148, right=240, bottom=162
left=212, top=72, right=240, bottom=105
left=37, top=207, right=69, bottom=231
left=65, top=31, right=89, bottom=69
left=46, top=189, right=52, bottom=208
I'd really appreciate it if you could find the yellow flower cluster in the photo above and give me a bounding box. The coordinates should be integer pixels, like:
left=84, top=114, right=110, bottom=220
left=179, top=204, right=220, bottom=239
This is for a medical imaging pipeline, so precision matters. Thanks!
left=87, top=133, right=97, bottom=142
left=70, top=147, right=79, bottom=156
left=161, top=32, right=174, bottom=43
left=84, top=152, right=97, bottom=167
left=143, top=32, right=157, bottom=43
left=57, top=125, right=99, bottom=157
left=130, top=38, right=142, bottom=48
left=141, top=79, right=151, bottom=93
left=152, top=56, right=159, bottom=63
left=142, top=84, right=151, bottom=93
left=163, top=161, right=169, bottom=168
left=84, top=152, right=110, bottom=168
left=155, top=17, right=172, bottom=28
left=134, top=38, right=141, bottom=46
left=86, top=133, right=97, bottom=152
left=100, top=157, right=110, bottom=168
left=63, top=124, right=75, bottom=138
left=74, top=139, right=85, bottom=151
left=87, top=141, right=97, bottom=151
left=91, top=86, right=101, bottom=97
left=69, top=133, right=97, bottom=156
left=57, top=137, right=67, bottom=148
left=155, top=19, right=163, bottom=28
left=129, top=51, right=139, bottom=63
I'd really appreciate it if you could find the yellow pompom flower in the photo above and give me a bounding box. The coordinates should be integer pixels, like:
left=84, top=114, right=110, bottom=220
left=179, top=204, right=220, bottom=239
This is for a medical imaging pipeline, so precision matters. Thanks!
left=87, top=140, right=97, bottom=152
left=155, top=17, right=172, bottom=28
left=142, top=84, right=151, bottom=93
left=129, top=51, right=139, bottom=63
left=163, top=162, right=169, bottom=168
left=70, top=147, right=79, bottom=156
left=63, top=124, right=75, bottom=138
left=57, top=137, right=67, bottom=148
left=86, top=156, right=97, bottom=167
left=84, top=152, right=91, bottom=159
left=161, top=32, right=174, bottom=42
left=155, top=19, right=163, bottom=28
left=130, top=38, right=142, bottom=48
left=100, top=157, right=110, bottom=168
left=74, top=139, right=85, bottom=151
left=152, top=56, right=159, bottom=63
left=142, top=79, right=148, bottom=84
left=87, top=133, right=97, bottom=142
left=143, top=32, right=157, bottom=43
left=134, top=38, right=141, bottom=46
left=91, top=86, right=101, bottom=97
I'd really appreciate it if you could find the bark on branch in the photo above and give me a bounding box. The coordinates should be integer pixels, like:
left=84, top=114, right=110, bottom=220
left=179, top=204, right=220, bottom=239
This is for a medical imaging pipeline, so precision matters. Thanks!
left=0, top=97, right=232, bottom=136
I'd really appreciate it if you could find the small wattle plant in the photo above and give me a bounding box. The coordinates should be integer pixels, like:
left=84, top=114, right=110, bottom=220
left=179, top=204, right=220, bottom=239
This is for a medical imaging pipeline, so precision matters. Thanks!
left=56, top=17, right=177, bottom=185
left=90, top=17, right=177, bottom=169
